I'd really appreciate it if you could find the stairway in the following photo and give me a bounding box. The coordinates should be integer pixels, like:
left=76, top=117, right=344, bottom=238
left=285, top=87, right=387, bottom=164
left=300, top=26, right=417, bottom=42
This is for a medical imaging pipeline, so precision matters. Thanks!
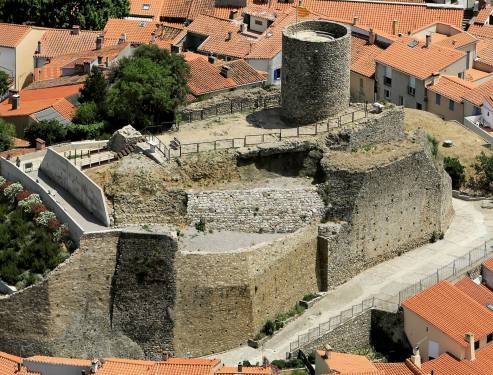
left=463, top=8, right=474, bottom=30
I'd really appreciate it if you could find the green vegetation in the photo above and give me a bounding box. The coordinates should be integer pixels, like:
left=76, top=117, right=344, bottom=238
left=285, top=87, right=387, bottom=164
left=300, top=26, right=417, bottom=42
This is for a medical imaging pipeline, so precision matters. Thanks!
left=0, top=70, right=9, bottom=98
left=195, top=218, right=206, bottom=232
left=443, top=156, right=465, bottom=190
left=256, top=302, right=307, bottom=339
left=24, top=119, right=106, bottom=146
left=271, top=358, right=305, bottom=370
left=105, top=45, right=190, bottom=130
left=427, top=133, right=439, bottom=158
left=302, top=293, right=319, bottom=302
left=473, top=151, right=493, bottom=190
left=0, top=0, right=129, bottom=30
left=353, top=346, right=388, bottom=362
left=430, top=230, right=444, bottom=243
left=0, top=177, right=73, bottom=289
left=0, top=119, right=15, bottom=152
left=73, top=102, right=99, bottom=125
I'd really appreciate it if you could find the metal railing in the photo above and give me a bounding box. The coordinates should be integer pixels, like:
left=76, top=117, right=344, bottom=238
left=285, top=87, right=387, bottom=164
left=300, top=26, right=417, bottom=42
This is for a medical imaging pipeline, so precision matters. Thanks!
left=288, top=238, right=493, bottom=353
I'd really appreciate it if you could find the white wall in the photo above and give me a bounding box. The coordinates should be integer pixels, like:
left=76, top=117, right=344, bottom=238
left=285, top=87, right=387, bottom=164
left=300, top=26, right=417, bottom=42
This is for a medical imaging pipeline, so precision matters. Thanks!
left=249, top=16, right=269, bottom=33
left=0, top=46, right=16, bottom=88
left=246, top=52, right=282, bottom=86
left=481, top=100, right=493, bottom=128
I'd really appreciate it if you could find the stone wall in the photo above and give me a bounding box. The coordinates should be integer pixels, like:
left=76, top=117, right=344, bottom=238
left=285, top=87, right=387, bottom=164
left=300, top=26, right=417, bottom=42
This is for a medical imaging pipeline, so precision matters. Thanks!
left=173, top=223, right=322, bottom=356
left=187, top=187, right=325, bottom=233
left=40, top=148, right=110, bottom=226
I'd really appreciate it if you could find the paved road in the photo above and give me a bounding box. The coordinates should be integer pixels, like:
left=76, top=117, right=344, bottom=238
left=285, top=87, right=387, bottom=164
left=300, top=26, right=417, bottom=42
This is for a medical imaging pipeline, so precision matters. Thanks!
left=211, top=199, right=493, bottom=365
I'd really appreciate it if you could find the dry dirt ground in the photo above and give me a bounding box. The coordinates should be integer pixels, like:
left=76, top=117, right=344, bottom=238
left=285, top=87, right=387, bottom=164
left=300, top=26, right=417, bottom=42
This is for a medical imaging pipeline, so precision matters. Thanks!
left=404, top=109, right=492, bottom=178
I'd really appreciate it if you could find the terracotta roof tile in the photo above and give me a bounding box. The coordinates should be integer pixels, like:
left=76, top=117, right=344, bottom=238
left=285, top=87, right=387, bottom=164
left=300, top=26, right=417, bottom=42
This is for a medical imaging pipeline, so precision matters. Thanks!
left=104, top=18, right=156, bottom=44
left=462, top=78, right=493, bottom=106
left=97, top=358, right=156, bottom=375
left=38, top=28, right=115, bottom=58
left=375, top=40, right=465, bottom=80
left=52, top=98, right=76, bottom=121
left=0, top=23, right=31, bottom=48
left=129, top=0, right=165, bottom=19
left=0, top=352, right=40, bottom=375
left=316, top=350, right=383, bottom=374
left=351, top=34, right=386, bottom=78
left=402, top=280, right=493, bottom=347
left=456, top=277, right=493, bottom=306
left=476, top=37, right=493, bottom=69
left=427, top=75, right=476, bottom=103
left=468, top=24, right=493, bottom=40
left=154, top=357, right=221, bottom=375
left=216, top=366, right=271, bottom=374
left=432, top=30, right=478, bottom=50
left=374, top=361, right=421, bottom=375
left=475, top=5, right=493, bottom=25
left=0, top=84, right=82, bottom=118
left=484, top=257, right=493, bottom=273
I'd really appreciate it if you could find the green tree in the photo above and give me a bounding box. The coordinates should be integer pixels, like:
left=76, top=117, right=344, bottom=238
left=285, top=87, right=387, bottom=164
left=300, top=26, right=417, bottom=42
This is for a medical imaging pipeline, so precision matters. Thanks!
left=73, top=101, right=98, bottom=125
left=474, top=151, right=493, bottom=189
left=106, top=45, right=190, bottom=130
left=427, top=133, right=439, bottom=158
left=0, top=0, right=129, bottom=30
left=443, top=157, right=465, bottom=190
left=79, top=66, right=108, bottom=112
left=24, top=120, right=67, bottom=146
left=0, top=118, right=15, bottom=152
left=0, top=70, right=9, bottom=98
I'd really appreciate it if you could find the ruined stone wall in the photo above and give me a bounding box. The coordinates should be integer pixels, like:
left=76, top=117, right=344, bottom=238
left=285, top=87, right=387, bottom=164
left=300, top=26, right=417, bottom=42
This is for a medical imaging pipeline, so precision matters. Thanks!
left=112, top=189, right=188, bottom=226
left=187, top=187, right=325, bottom=233
left=173, top=223, right=322, bottom=356
left=111, top=232, right=178, bottom=358
left=320, top=137, right=453, bottom=289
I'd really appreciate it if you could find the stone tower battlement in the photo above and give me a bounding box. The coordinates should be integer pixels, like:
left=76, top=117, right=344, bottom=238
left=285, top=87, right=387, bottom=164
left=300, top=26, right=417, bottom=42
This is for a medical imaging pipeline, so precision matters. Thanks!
left=281, top=20, right=351, bottom=125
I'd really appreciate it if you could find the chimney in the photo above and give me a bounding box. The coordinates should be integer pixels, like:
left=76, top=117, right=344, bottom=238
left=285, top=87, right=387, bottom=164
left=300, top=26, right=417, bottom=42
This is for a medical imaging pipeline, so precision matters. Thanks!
left=241, top=23, right=248, bottom=33
left=237, top=363, right=243, bottom=373
left=411, top=347, right=422, bottom=368
left=90, top=359, right=99, bottom=373
left=353, top=16, right=358, bottom=26
left=425, top=32, right=432, bottom=48
left=465, top=332, right=476, bottom=361
left=96, top=35, right=104, bottom=50
left=118, top=32, right=127, bottom=44
left=392, top=19, right=398, bottom=35
left=229, top=9, right=238, bottom=19
left=8, top=89, right=18, bottom=104
left=36, top=41, right=42, bottom=54
left=11, top=94, right=20, bottom=110
left=369, top=28, right=376, bottom=45
left=208, top=54, right=216, bottom=64
left=226, top=31, right=232, bottom=41
left=220, top=65, right=232, bottom=78
left=71, top=25, right=80, bottom=35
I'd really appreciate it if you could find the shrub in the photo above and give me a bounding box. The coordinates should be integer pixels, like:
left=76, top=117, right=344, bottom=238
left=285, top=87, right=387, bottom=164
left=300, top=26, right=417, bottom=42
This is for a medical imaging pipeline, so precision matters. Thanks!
left=430, top=230, right=440, bottom=243
left=3, top=182, right=23, bottom=202
left=473, top=152, right=493, bottom=189
left=73, top=102, right=99, bottom=125
left=427, top=134, right=439, bottom=158
left=303, top=293, right=319, bottom=302
left=15, top=190, right=31, bottom=203
left=66, top=122, right=105, bottom=141
left=195, top=218, right=206, bottom=232
left=34, top=210, right=56, bottom=226
left=0, top=119, right=15, bottom=152
left=24, top=119, right=67, bottom=146
left=0, top=176, right=5, bottom=186
left=308, top=351, right=316, bottom=364
left=31, top=203, right=47, bottom=216
left=262, top=320, right=276, bottom=336
left=271, top=360, right=286, bottom=369
left=47, top=217, right=62, bottom=231
left=18, top=194, right=42, bottom=213
left=443, top=157, right=465, bottom=189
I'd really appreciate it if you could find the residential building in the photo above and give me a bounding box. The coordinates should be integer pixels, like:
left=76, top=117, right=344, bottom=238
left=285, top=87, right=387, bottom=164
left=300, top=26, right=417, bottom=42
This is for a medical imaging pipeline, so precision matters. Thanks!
left=375, top=39, right=466, bottom=109
left=402, top=279, right=493, bottom=361
left=483, top=257, right=493, bottom=289
left=128, top=0, right=166, bottom=20
left=0, top=23, right=45, bottom=91
left=0, top=83, right=81, bottom=136
left=463, top=78, right=493, bottom=126
left=0, top=352, right=273, bottom=375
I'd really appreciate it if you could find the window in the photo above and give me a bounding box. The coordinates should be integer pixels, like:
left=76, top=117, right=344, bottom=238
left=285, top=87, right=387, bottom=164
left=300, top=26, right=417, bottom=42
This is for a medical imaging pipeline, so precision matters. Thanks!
left=475, top=340, right=480, bottom=350
left=384, top=89, right=391, bottom=99
left=473, top=106, right=481, bottom=116
left=142, top=3, right=150, bottom=10
left=449, top=99, right=455, bottom=111
left=254, top=20, right=263, bottom=26
left=274, top=68, right=281, bottom=80
left=409, top=76, right=416, bottom=89
left=384, top=66, right=392, bottom=86
left=487, top=333, right=493, bottom=343
left=466, top=51, right=471, bottom=69
left=436, top=94, right=441, bottom=105
left=399, top=96, right=404, bottom=105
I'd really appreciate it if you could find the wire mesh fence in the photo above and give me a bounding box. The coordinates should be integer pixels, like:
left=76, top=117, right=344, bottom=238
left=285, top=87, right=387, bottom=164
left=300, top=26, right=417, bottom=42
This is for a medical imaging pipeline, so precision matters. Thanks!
left=288, top=239, right=493, bottom=354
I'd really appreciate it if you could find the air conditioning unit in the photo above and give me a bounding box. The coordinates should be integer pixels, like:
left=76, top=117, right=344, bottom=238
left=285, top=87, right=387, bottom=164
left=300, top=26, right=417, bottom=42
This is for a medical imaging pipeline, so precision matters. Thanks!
left=408, top=86, right=416, bottom=96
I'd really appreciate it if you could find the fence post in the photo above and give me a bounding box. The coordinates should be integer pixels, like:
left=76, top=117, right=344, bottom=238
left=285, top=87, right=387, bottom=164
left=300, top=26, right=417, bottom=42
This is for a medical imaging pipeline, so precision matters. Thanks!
left=436, top=269, right=440, bottom=283
left=469, top=251, right=472, bottom=266
left=352, top=111, right=355, bottom=122
left=196, top=143, right=199, bottom=153
left=240, top=101, right=243, bottom=112
left=297, top=127, right=299, bottom=137
left=453, top=260, right=456, bottom=275
left=262, top=134, right=265, bottom=143
left=214, top=141, right=217, bottom=151
left=179, top=145, right=182, bottom=157
left=485, top=241, right=488, bottom=257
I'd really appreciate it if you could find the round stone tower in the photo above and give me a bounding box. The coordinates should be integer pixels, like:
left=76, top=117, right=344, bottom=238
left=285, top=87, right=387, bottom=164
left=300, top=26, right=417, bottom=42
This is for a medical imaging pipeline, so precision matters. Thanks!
left=281, top=20, right=351, bottom=126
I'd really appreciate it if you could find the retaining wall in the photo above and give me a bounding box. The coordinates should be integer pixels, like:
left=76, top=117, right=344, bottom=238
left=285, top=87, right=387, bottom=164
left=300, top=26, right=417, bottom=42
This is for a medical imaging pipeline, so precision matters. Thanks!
left=40, top=148, right=110, bottom=226
left=187, top=187, right=325, bottom=233
left=0, top=157, right=84, bottom=242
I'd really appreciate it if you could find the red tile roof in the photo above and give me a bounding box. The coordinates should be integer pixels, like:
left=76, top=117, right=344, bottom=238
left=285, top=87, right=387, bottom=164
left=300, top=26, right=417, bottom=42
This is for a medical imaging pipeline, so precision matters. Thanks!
left=97, top=358, right=156, bottom=375
left=38, top=28, right=115, bottom=58
left=476, top=37, right=493, bottom=70
left=155, top=358, right=221, bottom=375
left=216, top=366, right=271, bottom=374
left=462, top=78, right=493, bottom=106
left=475, top=5, right=493, bottom=25
left=0, top=23, right=31, bottom=48
left=351, top=34, right=386, bottom=78
left=0, top=84, right=81, bottom=118
left=455, top=277, right=493, bottom=306
left=104, top=18, right=156, bottom=44
left=0, top=352, right=40, bottom=375
left=468, top=24, right=493, bottom=40
left=130, top=0, right=165, bottom=19
left=375, top=40, right=465, bottom=80
left=187, top=58, right=265, bottom=96
left=25, top=355, right=91, bottom=366
left=427, top=76, right=476, bottom=103
left=402, top=280, right=493, bottom=348
left=316, top=350, right=383, bottom=374
left=374, top=360, right=425, bottom=375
